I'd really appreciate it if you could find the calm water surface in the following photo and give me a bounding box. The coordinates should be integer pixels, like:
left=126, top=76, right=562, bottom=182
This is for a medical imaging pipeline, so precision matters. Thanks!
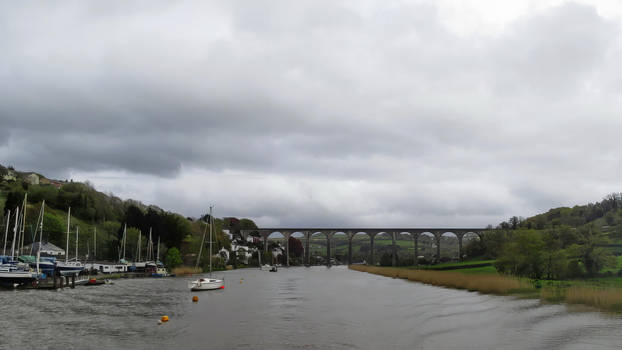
left=1, top=266, right=621, bottom=349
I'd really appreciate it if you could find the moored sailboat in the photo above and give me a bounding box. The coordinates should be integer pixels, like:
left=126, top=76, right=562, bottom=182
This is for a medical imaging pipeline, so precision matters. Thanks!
left=189, top=206, right=224, bottom=291
left=56, top=207, right=84, bottom=276
left=151, top=236, right=170, bottom=277
left=0, top=201, right=47, bottom=287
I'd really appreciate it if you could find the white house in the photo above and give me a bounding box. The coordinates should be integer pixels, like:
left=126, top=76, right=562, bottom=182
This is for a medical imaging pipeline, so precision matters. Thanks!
left=230, top=243, right=252, bottom=264
left=25, top=242, right=65, bottom=257
left=25, top=173, right=40, bottom=185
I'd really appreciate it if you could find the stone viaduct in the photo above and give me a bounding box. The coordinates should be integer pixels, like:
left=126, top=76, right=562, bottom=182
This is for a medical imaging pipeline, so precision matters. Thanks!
left=240, top=228, right=486, bottom=267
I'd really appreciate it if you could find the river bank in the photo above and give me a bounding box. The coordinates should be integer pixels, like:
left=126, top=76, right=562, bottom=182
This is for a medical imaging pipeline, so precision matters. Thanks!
left=349, top=264, right=622, bottom=313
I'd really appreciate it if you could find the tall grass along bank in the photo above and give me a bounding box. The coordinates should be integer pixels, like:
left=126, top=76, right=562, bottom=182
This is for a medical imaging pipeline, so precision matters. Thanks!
left=563, top=286, right=622, bottom=312
left=350, top=265, right=622, bottom=313
left=349, top=265, right=531, bottom=295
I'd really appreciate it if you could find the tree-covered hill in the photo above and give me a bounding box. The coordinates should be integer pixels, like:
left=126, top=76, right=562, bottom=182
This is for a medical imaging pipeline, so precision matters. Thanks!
left=0, top=164, right=249, bottom=268
left=496, top=193, right=622, bottom=243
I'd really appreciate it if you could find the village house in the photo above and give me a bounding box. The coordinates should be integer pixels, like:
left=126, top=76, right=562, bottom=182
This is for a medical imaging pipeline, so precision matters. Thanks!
left=25, top=173, right=40, bottom=185
left=2, top=170, right=16, bottom=182
left=24, top=242, right=65, bottom=257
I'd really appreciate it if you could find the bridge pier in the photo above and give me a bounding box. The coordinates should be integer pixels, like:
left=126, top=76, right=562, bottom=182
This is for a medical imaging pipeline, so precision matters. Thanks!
left=435, top=232, right=441, bottom=264
left=305, top=231, right=311, bottom=266
left=413, top=234, right=419, bottom=265
left=326, top=235, right=331, bottom=267
left=347, top=235, right=353, bottom=265
left=324, top=232, right=336, bottom=267
left=391, top=232, right=397, bottom=267
left=458, top=234, right=463, bottom=262
left=369, top=233, right=376, bottom=266
left=262, top=234, right=269, bottom=253
left=284, top=232, right=291, bottom=267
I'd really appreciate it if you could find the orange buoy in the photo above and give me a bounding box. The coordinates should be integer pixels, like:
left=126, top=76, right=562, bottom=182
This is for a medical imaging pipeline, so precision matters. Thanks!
left=192, top=296, right=199, bottom=302
left=160, top=315, right=169, bottom=323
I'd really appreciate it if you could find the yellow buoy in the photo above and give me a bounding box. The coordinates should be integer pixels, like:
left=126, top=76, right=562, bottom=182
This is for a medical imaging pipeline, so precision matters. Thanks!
left=192, top=296, right=199, bottom=302
left=160, top=315, right=169, bottom=323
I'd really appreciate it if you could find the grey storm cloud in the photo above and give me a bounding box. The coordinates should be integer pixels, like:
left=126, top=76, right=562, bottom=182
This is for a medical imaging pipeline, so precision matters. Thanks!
left=2, top=1, right=622, bottom=226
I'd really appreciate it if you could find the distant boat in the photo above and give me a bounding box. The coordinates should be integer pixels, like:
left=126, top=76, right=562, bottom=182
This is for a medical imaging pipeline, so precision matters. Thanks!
left=189, top=206, right=224, bottom=291
left=151, top=237, right=170, bottom=277
left=152, top=264, right=170, bottom=278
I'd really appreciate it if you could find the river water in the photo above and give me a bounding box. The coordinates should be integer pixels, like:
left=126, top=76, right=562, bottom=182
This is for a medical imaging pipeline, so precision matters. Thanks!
left=1, top=266, right=621, bottom=349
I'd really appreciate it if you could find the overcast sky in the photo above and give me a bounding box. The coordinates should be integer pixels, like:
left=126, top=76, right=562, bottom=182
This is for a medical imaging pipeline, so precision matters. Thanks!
left=2, top=0, right=622, bottom=227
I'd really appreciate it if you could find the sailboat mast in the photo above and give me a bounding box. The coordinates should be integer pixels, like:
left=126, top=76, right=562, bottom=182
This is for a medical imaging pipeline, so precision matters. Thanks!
left=11, top=206, right=19, bottom=259
left=209, top=206, right=213, bottom=274
left=14, top=208, right=22, bottom=258
left=122, top=223, right=127, bottom=260
left=157, top=236, right=160, bottom=262
left=20, top=193, right=27, bottom=255
left=196, top=220, right=207, bottom=269
left=2, top=210, right=10, bottom=256
left=148, top=227, right=152, bottom=261
left=66, top=207, right=71, bottom=263
left=138, top=231, right=141, bottom=262
left=75, top=226, right=79, bottom=261
left=93, top=227, right=97, bottom=261
left=37, top=200, right=45, bottom=275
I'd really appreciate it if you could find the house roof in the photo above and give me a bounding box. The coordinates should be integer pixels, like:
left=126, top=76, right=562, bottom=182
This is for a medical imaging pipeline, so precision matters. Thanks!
left=25, top=242, right=65, bottom=253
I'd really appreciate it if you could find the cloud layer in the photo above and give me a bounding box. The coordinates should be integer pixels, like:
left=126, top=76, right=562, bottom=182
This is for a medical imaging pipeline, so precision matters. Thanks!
left=2, top=1, right=622, bottom=226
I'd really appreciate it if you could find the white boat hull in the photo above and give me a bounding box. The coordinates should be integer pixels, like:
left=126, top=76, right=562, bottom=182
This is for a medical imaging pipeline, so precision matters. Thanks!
left=189, top=278, right=224, bottom=291
left=0, top=271, right=37, bottom=285
left=56, top=261, right=85, bottom=276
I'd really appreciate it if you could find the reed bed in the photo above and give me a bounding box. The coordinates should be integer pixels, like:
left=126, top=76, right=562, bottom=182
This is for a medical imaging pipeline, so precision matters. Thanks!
left=171, top=266, right=202, bottom=276
left=350, top=265, right=622, bottom=313
left=563, top=286, right=622, bottom=312
left=349, top=265, right=531, bottom=295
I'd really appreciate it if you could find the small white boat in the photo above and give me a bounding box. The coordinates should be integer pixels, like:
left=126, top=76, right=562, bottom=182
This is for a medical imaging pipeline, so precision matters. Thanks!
left=188, top=277, right=224, bottom=291
left=189, top=206, right=225, bottom=291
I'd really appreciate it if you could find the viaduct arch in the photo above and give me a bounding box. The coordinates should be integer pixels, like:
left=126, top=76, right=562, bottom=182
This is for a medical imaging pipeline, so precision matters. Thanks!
left=240, top=228, right=486, bottom=267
